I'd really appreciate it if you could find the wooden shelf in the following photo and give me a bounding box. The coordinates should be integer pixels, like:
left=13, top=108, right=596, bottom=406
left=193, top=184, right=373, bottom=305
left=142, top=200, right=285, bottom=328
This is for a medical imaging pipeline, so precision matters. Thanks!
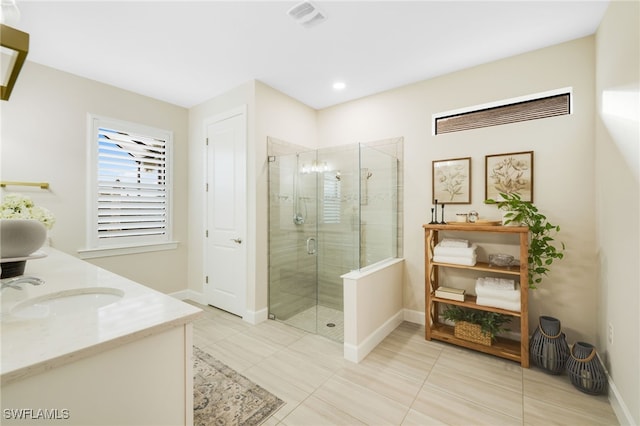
left=431, top=260, right=522, bottom=276
left=430, top=323, right=521, bottom=363
left=431, top=293, right=522, bottom=317
left=424, top=223, right=530, bottom=367
left=424, top=223, right=528, bottom=233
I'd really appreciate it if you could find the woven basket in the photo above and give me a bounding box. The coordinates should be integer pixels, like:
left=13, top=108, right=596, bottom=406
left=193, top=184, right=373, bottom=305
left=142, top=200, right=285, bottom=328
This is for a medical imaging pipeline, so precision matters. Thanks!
left=454, top=321, right=491, bottom=346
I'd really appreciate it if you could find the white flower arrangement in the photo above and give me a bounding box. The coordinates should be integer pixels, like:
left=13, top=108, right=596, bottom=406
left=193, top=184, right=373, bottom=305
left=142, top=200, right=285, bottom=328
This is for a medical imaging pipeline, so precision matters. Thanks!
left=0, top=193, right=56, bottom=230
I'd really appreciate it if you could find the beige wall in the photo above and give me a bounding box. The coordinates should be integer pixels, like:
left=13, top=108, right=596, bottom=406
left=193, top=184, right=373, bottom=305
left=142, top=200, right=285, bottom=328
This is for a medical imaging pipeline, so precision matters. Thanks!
left=0, top=62, right=189, bottom=294
left=186, top=80, right=317, bottom=315
left=319, top=36, right=598, bottom=343
left=595, top=0, right=639, bottom=423
left=187, top=81, right=256, bottom=308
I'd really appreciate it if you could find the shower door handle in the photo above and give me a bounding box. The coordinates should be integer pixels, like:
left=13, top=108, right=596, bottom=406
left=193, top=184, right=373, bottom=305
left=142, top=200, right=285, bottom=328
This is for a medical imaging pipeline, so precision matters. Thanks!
left=306, top=237, right=317, bottom=255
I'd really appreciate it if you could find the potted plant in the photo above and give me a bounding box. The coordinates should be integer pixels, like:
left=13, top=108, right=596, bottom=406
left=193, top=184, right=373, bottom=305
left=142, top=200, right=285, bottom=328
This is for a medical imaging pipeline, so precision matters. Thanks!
left=485, top=192, right=565, bottom=289
left=443, top=305, right=511, bottom=346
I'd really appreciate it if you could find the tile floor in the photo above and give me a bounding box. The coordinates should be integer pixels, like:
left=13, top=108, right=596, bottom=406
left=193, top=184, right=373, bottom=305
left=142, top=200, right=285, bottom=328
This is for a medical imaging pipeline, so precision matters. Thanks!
left=283, top=305, right=344, bottom=342
left=189, top=302, right=619, bottom=426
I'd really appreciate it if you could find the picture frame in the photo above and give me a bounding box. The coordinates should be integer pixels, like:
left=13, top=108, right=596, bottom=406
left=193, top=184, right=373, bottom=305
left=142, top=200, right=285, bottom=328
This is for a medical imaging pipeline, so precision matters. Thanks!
left=485, top=151, right=534, bottom=202
left=432, top=157, right=471, bottom=204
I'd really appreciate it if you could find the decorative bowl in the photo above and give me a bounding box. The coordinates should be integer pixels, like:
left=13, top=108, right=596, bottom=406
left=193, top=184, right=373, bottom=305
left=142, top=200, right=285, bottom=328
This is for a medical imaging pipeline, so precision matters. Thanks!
left=0, top=219, right=47, bottom=259
left=488, top=253, right=514, bottom=267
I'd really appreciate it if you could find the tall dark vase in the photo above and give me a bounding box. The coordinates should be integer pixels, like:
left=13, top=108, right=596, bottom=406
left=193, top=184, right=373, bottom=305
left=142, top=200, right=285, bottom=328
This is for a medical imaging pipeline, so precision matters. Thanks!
left=529, top=316, right=570, bottom=374
left=566, top=342, right=607, bottom=395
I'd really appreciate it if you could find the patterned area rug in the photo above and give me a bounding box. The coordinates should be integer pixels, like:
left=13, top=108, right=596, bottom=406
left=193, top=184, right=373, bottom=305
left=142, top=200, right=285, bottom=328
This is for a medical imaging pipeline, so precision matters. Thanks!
left=193, top=346, right=284, bottom=426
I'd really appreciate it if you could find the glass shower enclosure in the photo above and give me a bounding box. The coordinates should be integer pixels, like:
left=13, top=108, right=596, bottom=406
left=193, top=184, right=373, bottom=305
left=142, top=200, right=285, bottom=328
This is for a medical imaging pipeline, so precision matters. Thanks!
left=267, top=137, right=402, bottom=342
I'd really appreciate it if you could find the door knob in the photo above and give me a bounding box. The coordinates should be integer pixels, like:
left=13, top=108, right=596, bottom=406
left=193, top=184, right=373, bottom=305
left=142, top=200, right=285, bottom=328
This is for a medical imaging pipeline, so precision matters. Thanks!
left=231, top=238, right=242, bottom=244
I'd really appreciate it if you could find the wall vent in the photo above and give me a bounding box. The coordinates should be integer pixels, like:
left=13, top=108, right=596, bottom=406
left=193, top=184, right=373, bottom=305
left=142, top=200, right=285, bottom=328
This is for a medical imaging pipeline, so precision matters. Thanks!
left=287, top=1, right=327, bottom=28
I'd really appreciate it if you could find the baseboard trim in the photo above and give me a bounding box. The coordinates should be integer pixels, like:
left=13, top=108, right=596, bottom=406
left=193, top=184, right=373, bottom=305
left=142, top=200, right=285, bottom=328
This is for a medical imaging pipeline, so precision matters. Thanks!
left=608, top=374, right=636, bottom=426
left=344, top=310, right=404, bottom=363
left=244, top=307, right=268, bottom=325
left=403, top=308, right=425, bottom=325
left=597, top=352, right=637, bottom=426
left=169, top=289, right=205, bottom=305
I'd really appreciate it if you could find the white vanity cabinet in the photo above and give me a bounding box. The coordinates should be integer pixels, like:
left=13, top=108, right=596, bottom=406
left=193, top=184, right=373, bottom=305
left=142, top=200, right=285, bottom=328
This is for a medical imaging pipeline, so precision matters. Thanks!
left=1, top=248, right=201, bottom=425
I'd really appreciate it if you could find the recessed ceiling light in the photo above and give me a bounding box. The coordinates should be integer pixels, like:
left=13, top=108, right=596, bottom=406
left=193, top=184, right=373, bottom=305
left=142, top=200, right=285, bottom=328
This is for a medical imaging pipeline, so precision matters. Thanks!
left=333, top=82, right=346, bottom=90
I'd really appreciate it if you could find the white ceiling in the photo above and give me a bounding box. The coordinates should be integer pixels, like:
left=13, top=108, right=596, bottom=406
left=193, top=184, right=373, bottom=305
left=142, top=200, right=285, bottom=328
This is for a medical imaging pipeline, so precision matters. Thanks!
left=17, top=1, right=610, bottom=109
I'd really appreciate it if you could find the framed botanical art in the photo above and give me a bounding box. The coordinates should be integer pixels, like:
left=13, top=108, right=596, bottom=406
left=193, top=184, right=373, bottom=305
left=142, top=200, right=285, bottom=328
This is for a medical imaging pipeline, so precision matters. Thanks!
left=485, top=151, right=534, bottom=202
left=432, top=157, right=471, bottom=204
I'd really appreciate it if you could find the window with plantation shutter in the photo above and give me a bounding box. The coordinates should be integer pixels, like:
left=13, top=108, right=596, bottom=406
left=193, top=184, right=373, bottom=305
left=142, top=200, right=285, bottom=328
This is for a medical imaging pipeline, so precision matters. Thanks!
left=323, top=172, right=341, bottom=224
left=433, top=88, right=572, bottom=135
left=82, top=115, right=176, bottom=257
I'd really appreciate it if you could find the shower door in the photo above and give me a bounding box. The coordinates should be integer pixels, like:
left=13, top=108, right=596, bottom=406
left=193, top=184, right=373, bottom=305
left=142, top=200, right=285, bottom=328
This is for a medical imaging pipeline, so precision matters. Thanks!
left=268, top=142, right=361, bottom=342
left=268, top=150, right=319, bottom=334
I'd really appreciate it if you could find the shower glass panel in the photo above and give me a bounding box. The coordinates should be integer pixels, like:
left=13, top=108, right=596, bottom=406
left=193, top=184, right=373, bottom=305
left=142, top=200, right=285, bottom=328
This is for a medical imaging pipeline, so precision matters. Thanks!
left=267, top=149, right=319, bottom=335
left=268, top=137, right=402, bottom=343
left=359, top=142, right=398, bottom=267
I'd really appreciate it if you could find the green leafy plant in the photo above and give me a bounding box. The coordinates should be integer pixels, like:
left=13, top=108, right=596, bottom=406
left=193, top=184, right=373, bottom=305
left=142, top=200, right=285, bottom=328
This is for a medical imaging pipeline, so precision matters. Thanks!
left=1, top=193, right=55, bottom=230
left=442, top=305, right=511, bottom=340
left=485, top=192, right=565, bottom=289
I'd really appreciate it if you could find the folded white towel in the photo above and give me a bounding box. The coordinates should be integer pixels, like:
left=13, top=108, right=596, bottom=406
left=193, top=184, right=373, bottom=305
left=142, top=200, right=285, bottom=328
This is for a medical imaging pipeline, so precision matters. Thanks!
left=478, top=277, right=515, bottom=290
left=475, top=279, right=521, bottom=302
left=476, top=296, right=521, bottom=312
left=433, top=254, right=477, bottom=266
left=439, top=238, right=469, bottom=248
left=434, top=243, right=477, bottom=257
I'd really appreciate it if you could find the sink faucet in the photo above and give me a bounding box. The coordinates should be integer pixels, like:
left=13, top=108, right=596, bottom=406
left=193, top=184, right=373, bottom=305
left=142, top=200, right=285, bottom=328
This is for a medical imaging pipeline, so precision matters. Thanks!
left=1, top=276, right=45, bottom=291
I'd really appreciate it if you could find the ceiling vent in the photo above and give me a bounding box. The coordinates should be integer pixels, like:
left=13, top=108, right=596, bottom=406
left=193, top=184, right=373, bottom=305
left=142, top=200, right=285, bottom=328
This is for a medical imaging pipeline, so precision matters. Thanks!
left=287, top=1, right=327, bottom=28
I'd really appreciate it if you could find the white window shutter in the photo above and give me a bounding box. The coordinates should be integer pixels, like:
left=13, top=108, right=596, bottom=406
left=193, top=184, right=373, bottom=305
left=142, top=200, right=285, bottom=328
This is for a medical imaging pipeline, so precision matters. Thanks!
left=89, top=116, right=173, bottom=249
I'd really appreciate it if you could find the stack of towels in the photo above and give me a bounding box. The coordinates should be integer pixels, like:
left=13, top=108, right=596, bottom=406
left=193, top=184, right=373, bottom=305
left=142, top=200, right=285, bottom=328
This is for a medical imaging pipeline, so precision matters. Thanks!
left=433, top=238, right=477, bottom=266
left=475, top=277, right=520, bottom=312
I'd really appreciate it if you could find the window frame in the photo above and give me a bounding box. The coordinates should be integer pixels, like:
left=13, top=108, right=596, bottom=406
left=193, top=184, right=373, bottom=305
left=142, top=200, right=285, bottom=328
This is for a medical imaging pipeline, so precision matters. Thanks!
left=322, top=171, right=341, bottom=224
left=432, top=87, right=572, bottom=135
left=79, top=114, right=177, bottom=259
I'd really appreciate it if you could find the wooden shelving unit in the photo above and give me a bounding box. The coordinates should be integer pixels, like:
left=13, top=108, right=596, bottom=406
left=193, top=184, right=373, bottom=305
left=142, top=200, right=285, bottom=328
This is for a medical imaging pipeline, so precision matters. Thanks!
left=423, top=223, right=530, bottom=367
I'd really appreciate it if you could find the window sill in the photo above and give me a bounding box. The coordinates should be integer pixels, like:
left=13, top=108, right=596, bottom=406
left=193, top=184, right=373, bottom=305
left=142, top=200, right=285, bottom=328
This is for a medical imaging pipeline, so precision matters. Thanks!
left=77, top=241, right=179, bottom=259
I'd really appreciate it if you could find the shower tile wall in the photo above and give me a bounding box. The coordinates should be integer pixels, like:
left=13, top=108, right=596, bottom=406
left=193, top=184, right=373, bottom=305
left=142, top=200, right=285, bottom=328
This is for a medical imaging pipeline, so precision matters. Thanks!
left=317, top=148, right=359, bottom=312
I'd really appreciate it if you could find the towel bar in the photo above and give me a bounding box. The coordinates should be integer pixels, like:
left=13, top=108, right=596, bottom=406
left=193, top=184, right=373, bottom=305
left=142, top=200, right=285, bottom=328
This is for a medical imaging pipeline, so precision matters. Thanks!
left=0, top=181, right=50, bottom=189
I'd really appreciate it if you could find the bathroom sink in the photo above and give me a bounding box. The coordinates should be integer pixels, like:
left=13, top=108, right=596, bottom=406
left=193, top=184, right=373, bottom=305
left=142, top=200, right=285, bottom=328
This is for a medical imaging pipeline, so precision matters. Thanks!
left=10, top=287, right=124, bottom=319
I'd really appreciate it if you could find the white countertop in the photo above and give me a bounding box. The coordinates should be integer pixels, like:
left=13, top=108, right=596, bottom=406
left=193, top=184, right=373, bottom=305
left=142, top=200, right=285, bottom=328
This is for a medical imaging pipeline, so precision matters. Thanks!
left=0, top=247, right=202, bottom=385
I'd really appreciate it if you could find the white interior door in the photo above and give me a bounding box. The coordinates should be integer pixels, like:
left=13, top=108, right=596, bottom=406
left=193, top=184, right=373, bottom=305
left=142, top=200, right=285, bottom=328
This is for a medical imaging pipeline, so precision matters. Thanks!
left=204, top=106, right=247, bottom=317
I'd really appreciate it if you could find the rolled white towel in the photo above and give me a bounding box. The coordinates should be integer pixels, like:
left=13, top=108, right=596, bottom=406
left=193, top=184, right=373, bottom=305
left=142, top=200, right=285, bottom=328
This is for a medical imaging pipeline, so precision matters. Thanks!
left=439, top=238, right=469, bottom=248
left=433, top=254, right=477, bottom=266
left=434, top=243, right=477, bottom=257
left=476, top=296, right=521, bottom=312
left=475, top=279, right=521, bottom=302
left=479, top=277, right=515, bottom=291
